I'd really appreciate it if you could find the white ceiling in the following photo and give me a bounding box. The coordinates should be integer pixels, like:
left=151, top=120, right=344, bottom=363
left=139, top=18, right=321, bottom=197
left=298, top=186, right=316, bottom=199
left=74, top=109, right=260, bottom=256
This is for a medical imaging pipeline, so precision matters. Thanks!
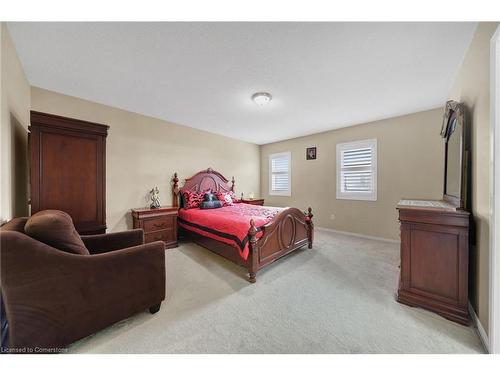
left=7, top=22, right=476, bottom=145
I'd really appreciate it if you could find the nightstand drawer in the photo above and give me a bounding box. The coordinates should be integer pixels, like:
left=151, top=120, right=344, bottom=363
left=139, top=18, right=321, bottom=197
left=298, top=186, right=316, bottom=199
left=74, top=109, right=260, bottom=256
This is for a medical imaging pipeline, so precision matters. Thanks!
left=132, top=206, right=178, bottom=249
left=145, top=229, right=175, bottom=244
left=143, top=215, right=174, bottom=233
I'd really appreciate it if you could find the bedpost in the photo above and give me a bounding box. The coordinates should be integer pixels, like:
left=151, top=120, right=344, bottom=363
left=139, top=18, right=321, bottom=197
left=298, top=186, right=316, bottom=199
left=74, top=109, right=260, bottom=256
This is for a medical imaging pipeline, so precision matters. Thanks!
left=248, top=219, right=259, bottom=283
left=306, top=207, right=314, bottom=249
left=231, top=176, right=235, bottom=192
left=172, top=172, right=179, bottom=207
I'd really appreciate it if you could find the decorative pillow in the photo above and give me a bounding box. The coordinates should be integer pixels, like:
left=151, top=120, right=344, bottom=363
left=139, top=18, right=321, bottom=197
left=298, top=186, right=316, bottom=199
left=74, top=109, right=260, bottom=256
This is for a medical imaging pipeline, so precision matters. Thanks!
left=216, top=191, right=236, bottom=206
left=24, top=210, right=90, bottom=255
left=179, top=192, right=186, bottom=209
left=200, top=200, right=223, bottom=209
left=203, top=191, right=216, bottom=202
left=182, top=190, right=205, bottom=209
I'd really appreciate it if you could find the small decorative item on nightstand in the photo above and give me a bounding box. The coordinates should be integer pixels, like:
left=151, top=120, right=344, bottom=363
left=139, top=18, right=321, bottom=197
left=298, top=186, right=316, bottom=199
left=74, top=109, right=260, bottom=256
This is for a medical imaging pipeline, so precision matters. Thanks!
left=150, top=187, right=161, bottom=209
left=132, top=206, right=178, bottom=248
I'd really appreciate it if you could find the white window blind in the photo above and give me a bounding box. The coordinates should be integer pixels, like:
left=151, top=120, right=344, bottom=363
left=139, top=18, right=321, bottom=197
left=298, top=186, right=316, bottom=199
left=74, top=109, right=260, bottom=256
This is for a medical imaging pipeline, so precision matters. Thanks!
left=336, top=139, right=377, bottom=201
left=269, top=152, right=291, bottom=196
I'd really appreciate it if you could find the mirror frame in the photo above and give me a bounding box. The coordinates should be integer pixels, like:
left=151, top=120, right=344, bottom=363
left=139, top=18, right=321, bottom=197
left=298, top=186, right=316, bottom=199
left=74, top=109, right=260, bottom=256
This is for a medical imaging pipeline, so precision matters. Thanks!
left=441, top=100, right=469, bottom=210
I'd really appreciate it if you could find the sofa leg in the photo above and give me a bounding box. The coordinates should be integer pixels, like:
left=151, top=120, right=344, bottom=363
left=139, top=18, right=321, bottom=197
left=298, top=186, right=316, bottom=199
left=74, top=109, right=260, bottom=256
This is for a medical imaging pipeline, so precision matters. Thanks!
left=248, top=272, right=257, bottom=283
left=149, top=303, right=161, bottom=314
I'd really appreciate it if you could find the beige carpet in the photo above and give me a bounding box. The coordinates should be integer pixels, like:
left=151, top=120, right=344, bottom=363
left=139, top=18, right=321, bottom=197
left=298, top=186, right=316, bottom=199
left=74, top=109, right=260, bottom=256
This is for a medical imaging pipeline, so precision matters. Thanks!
left=67, top=229, right=484, bottom=353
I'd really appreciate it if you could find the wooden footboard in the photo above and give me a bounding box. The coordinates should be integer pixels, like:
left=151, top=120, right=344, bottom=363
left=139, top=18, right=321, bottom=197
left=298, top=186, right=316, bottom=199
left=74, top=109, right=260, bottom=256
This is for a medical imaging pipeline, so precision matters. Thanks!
left=247, top=207, right=314, bottom=283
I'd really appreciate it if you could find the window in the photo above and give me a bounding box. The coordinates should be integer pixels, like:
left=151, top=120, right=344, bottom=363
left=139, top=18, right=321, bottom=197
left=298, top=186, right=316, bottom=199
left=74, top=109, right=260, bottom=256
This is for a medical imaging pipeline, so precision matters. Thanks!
left=269, top=152, right=291, bottom=196
left=336, top=139, right=377, bottom=201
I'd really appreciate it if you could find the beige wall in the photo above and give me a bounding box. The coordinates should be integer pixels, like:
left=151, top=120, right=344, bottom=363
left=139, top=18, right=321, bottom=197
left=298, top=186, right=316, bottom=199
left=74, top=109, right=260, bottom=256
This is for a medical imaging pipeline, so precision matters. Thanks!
left=0, top=23, right=31, bottom=222
left=260, top=108, right=445, bottom=241
left=449, top=22, right=499, bottom=332
left=31, top=87, right=260, bottom=232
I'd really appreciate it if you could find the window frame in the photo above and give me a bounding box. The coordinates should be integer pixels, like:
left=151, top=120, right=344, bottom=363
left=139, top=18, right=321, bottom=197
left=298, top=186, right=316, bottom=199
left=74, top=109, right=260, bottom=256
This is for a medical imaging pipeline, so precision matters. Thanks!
left=336, top=139, right=377, bottom=201
left=269, top=151, right=292, bottom=197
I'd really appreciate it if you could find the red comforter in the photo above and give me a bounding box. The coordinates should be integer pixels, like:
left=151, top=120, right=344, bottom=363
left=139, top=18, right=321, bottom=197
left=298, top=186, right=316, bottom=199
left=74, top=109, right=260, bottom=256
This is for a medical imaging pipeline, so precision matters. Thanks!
left=178, top=203, right=284, bottom=260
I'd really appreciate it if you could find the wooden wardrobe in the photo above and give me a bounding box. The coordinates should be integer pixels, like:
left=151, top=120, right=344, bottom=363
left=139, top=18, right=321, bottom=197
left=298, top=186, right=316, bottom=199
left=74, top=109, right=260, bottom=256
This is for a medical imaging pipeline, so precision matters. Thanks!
left=29, top=111, right=109, bottom=234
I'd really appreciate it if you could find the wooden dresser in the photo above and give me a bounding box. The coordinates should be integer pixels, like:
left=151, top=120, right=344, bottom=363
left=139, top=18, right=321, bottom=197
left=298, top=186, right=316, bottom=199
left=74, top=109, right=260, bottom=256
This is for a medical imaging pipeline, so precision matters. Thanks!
left=395, top=101, right=472, bottom=325
left=397, top=201, right=470, bottom=325
left=240, top=198, right=264, bottom=206
left=132, top=206, right=178, bottom=248
left=29, top=111, right=109, bottom=235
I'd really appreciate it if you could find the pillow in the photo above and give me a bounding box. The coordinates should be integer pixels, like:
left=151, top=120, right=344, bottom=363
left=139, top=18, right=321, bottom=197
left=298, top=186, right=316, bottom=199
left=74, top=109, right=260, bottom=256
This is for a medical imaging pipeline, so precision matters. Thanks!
left=216, top=191, right=236, bottom=206
left=204, top=191, right=216, bottom=202
left=200, top=200, right=223, bottom=209
left=24, top=210, right=89, bottom=255
left=182, top=190, right=205, bottom=209
left=179, top=191, right=186, bottom=209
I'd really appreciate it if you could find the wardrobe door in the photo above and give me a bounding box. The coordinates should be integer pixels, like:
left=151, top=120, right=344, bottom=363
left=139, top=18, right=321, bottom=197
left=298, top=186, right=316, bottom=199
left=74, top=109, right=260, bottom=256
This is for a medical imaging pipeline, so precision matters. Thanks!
left=30, top=111, right=108, bottom=234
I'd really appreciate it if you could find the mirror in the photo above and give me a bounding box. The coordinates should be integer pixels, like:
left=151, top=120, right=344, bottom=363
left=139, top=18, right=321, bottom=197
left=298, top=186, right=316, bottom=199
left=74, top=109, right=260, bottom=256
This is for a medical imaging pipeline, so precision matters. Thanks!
left=445, top=116, right=462, bottom=197
left=441, top=101, right=468, bottom=209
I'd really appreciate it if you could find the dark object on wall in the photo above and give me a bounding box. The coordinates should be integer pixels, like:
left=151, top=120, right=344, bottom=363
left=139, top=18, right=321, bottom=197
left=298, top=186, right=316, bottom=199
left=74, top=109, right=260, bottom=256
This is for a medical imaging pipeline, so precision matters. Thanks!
left=306, top=147, right=317, bottom=160
left=0, top=212, right=165, bottom=352
left=132, top=206, right=178, bottom=248
left=396, top=100, right=471, bottom=325
left=172, top=168, right=314, bottom=283
left=29, top=111, right=109, bottom=235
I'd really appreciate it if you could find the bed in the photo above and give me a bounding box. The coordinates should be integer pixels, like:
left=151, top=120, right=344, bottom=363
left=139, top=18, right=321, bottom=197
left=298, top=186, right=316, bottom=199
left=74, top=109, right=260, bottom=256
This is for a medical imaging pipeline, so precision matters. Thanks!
left=172, top=168, right=313, bottom=283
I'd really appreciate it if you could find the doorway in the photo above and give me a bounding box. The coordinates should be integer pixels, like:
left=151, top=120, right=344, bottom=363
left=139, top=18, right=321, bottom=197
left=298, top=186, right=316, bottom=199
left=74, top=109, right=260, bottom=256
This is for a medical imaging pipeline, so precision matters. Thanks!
left=490, top=24, right=500, bottom=354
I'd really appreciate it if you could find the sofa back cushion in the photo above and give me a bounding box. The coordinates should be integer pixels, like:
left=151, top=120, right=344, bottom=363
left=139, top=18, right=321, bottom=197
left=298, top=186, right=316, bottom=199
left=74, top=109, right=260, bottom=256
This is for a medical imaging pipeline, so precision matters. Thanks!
left=24, top=210, right=90, bottom=255
left=0, top=217, right=29, bottom=233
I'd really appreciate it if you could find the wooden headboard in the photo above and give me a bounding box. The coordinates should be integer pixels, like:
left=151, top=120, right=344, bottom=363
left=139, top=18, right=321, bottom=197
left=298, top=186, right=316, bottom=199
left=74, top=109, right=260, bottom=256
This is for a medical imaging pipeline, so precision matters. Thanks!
left=172, top=168, right=235, bottom=207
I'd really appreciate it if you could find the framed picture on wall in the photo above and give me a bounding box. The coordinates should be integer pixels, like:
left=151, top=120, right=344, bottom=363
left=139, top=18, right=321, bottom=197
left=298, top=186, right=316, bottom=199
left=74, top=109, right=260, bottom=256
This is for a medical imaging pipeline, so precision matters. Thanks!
left=306, top=147, right=317, bottom=160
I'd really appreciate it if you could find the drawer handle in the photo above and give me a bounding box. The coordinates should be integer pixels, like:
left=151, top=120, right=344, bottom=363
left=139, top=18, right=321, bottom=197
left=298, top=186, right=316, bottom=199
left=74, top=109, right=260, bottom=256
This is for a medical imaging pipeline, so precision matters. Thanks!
left=153, top=222, right=166, bottom=228
left=154, top=235, right=163, bottom=241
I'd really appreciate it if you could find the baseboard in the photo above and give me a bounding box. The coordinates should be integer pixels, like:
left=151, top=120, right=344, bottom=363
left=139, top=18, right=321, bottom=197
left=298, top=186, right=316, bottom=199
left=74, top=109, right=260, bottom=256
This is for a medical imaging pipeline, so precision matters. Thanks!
left=316, top=226, right=400, bottom=244
left=469, top=301, right=490, bottom=353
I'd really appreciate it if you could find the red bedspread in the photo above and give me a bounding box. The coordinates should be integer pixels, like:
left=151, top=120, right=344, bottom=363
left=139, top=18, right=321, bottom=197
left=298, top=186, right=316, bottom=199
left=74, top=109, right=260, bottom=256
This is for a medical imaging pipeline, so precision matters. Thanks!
left=178, top=203, right=284, bottom=260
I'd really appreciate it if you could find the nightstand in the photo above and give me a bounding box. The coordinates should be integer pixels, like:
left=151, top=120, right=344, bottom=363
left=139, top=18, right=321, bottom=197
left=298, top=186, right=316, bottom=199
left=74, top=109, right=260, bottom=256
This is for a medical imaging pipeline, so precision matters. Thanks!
left=240, top=198, right=265, bottom=206
left=131, top=206, right=178, bottom=248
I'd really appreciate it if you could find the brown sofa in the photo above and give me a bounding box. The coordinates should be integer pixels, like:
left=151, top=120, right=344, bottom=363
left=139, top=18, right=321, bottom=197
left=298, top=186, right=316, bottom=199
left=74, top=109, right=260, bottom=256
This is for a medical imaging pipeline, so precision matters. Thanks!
left=0, top=210, right=166, bottom=353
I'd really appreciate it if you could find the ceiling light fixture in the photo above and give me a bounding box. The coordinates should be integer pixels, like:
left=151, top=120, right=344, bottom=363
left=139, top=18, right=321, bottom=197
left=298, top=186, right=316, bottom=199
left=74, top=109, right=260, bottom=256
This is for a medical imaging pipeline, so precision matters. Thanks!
left=252, top=92, right=272, bottom=106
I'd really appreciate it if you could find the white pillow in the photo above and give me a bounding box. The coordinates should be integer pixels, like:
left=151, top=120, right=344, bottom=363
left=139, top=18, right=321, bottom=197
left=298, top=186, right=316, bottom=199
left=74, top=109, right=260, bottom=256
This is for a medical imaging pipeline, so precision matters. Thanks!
left=223, top=193, right=234, bottom=206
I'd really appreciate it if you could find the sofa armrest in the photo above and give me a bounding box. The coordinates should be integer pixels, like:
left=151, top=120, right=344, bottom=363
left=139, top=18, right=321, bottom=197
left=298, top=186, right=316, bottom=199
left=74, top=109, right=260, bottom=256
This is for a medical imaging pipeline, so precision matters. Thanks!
left=1, top=231, right=165, bottom=350
left=81, top=229, right=145, bottom=253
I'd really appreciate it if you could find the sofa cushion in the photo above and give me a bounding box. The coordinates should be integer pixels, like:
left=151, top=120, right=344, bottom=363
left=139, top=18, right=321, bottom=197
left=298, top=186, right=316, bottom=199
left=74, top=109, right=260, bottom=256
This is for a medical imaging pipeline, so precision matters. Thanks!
left=0, top=217, right=28, bottom=233
left=24, top=210, right=90, bottom=255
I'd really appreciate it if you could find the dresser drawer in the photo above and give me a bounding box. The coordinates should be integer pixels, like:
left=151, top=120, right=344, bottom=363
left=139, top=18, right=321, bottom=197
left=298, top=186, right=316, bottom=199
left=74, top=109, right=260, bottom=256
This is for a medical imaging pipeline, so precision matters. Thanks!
left=145, top=228, right=175, bottom=244
left=143, top=215, right=174, bottom=233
